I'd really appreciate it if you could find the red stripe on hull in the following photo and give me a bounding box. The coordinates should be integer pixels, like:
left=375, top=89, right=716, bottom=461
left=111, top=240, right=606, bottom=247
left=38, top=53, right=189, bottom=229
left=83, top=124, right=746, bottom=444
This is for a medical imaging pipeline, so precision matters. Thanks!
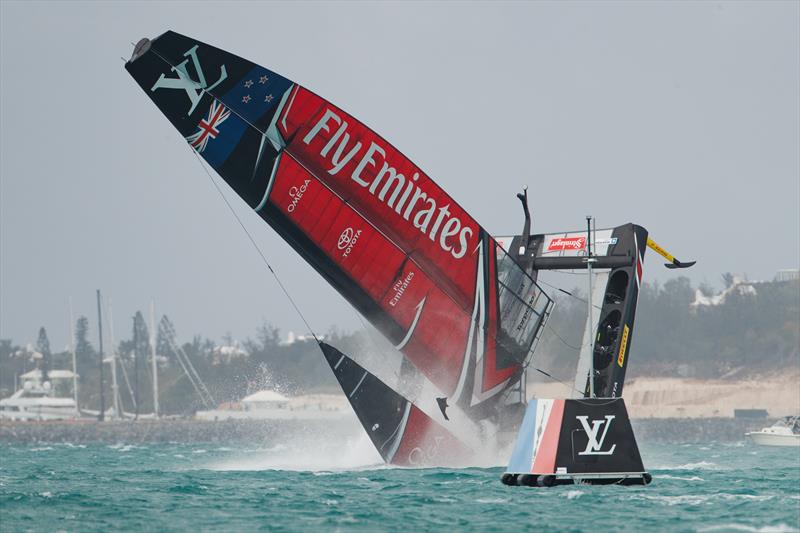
left=531, top=399, right=565, bottom=474
left=391, top=406, right=471, bottom=467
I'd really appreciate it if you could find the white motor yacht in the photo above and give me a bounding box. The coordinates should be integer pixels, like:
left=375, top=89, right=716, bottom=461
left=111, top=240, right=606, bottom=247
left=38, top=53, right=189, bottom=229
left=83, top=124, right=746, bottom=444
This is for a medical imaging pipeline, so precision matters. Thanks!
left=746, top=416, right=800, bottom=447
left=0, top=369, right=80, bottom=421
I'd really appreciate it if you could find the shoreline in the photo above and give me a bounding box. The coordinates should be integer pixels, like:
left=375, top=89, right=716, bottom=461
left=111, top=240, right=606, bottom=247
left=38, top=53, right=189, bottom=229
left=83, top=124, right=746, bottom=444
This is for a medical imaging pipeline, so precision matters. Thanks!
left=0, top=416, right=772, bottom=445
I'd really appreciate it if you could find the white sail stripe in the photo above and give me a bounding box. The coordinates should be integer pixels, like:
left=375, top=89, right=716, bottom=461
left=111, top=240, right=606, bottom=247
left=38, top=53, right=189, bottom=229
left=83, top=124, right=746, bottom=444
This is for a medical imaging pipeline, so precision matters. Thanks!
left=471, top=247, right=489, bottom=405
left=384, top=402, right=412, bottom=463
left=394, top=296, right=427, bottom=351
left=633, top=233, right=641, bottom=288
left=252, top=133, right=270, bottom=180
left=266, top=85, right=292, bottom=151
left=452, top=241, right=484, bottom=403
left=473, top=376, right=512, bottom=403
left=349, top=371, right=368, bottom=398
left=254, top=151, right=282, bottom=212
left=280, top=85, right=299, bottom=132
left=333, top=355, right=345, bottom=370
left=532, top=399, right=554, bottom=461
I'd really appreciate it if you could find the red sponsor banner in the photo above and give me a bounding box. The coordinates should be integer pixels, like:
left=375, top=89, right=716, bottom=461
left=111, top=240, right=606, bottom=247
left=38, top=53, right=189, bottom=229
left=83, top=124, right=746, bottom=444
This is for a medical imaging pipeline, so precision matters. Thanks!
left=547, top=236, right=586, bottom=251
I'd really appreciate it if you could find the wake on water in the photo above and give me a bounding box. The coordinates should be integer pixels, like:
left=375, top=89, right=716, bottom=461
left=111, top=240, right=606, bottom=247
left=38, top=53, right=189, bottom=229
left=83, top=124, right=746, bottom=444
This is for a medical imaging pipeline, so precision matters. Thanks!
left=204, top=425, right=511, bottom=472
left=205, top=426, right=384, bottom=472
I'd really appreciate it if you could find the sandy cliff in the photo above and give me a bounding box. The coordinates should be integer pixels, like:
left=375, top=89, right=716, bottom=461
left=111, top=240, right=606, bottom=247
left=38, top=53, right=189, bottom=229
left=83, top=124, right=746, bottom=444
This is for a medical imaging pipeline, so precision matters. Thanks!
left=530, top=368, right=799, bottom=418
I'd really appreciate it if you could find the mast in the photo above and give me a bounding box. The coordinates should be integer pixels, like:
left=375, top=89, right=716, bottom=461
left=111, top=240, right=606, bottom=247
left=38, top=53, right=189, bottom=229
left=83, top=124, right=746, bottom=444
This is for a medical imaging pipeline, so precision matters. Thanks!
left=68, top=298, right=78, bottom=412
left=107, top=298, right=121, bottom=419
left=586, top=216, right=596, bottom=399
left=96, top=290, right=105, bottom=421
left=133, top=315, right=139, bottom=419
left=149, top=301, right=159, bottom=418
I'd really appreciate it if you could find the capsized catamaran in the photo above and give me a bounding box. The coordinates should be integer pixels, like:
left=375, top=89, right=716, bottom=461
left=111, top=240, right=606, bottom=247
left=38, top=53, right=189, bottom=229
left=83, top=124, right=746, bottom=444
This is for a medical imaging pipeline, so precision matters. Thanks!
left=125, top=31, right=694, bottom=469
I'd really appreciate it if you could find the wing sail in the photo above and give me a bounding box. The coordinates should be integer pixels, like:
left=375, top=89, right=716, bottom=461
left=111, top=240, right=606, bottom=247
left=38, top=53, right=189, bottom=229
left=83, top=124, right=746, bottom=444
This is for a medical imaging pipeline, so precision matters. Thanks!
left=126, top=31, right=552, bottom=416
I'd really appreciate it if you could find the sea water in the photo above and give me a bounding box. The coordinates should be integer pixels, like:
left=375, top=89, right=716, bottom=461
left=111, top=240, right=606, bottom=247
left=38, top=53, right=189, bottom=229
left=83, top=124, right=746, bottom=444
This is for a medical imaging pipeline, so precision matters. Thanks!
left=1, top=437, right=798, bottom=532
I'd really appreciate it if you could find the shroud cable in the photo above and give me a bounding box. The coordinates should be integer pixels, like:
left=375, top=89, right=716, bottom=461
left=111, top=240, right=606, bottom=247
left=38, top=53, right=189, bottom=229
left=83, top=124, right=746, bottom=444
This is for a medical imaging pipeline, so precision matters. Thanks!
left=190, top=149, right=321, bottom=345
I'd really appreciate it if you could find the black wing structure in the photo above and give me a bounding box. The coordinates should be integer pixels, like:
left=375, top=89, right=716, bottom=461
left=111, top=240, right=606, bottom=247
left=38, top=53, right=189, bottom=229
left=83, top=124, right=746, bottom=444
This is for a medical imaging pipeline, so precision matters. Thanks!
left=320, top=342, right=472, bottom=467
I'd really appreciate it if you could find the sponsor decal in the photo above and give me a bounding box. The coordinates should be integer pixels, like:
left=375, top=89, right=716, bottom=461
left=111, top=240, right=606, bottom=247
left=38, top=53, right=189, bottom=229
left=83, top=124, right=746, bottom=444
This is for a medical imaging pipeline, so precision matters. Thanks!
left=302, top=108, right=474, bottom=260
left=595, top=237, right=618, bottom=246
left=389, top=271, right=415, bottom=307
left=547, top=236, right=586, bottom=251
left=617, top=324, right=630, bottom=368
left=514, top=284, right=537, bottom=333
left=576, top=415, right=617, bottom=456
left=185, top=100, right=231, bottom=152
left=338, top=227, right=362, bottom=258
left=287, top=179, right=310, bottom=213
left=151, top=45, right=228, bottom=116
left=407, top=435, right=445, bottom=466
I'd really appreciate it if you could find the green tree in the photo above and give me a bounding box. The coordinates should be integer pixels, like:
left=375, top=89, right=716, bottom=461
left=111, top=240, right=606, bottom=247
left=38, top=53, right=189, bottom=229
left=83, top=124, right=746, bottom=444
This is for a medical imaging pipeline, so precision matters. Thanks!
left=131, top=311, right=150, bottom=416
left=36, top=326, right=52, bottom=381
left=74, top=316, right=95, bottom=373
left=156, top=315, right=176, bottom=364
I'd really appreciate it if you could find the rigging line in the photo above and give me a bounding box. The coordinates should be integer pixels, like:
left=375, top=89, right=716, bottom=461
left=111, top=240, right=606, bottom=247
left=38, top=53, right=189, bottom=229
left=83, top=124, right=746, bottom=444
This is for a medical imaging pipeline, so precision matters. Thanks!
left=530, top=366, right=584, bottom=397
left=168, top=336, right=211, bottom=408
left=545, top=322, right=586, bottom=352
left=117, top=352, right=137, bottom=409
left=161, top=320, right=214, bottom=408
left=162, top=315, right=217, bottom=407
left=170, top=333, right=215, bottom=407
left=547, top=269, right=589, bottom=275
left=190, top=149, right=321, bottom=345
left=536, top=278, right=602, bottom=311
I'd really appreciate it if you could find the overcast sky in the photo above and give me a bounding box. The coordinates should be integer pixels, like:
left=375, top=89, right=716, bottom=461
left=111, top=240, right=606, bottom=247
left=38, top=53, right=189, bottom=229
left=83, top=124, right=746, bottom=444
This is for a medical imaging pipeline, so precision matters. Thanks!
left=1, top=1, right=798, bottom=349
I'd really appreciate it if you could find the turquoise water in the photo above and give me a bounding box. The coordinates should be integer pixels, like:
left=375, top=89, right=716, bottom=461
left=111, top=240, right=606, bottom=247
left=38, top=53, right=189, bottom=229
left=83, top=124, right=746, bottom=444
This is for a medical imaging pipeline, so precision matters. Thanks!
left=1, top=438, right=798, bottom=532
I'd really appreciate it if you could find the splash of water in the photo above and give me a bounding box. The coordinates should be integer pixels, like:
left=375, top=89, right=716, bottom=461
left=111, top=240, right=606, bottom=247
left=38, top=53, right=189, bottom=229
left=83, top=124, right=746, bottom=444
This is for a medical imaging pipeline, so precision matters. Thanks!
left=206, top=422, right=383, bottom=472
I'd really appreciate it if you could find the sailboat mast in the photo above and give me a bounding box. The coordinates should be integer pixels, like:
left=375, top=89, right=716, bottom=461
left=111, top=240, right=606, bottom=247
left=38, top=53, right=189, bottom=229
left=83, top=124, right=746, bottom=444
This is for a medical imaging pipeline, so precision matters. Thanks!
left=96, top=289, right=105, bottom=421
left=68, top=298, right=78, bottom=412
left=133, top=314, right=139, bottom=419
left=150, top=301, right=159, bottom=418
left=586, top=216, right=596, bottom=399
left=107, top=298, right=121, bottom=419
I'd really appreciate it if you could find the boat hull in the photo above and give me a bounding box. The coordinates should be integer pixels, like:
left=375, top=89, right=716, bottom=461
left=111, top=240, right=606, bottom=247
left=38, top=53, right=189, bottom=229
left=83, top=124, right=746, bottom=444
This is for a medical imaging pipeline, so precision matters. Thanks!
left=747, top=432, right=800, bottom=447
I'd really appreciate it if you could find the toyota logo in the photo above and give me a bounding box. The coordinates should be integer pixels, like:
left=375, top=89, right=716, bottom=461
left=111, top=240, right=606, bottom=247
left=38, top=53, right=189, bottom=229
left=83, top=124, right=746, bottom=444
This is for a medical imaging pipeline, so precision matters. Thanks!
left=338, top=228, right=354, bottom=250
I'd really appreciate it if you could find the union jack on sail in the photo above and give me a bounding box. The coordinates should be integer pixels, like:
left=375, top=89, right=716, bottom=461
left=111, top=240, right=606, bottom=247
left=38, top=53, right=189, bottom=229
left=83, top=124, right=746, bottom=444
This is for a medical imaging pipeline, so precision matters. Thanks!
left=185, top=100, right=231, bottom=153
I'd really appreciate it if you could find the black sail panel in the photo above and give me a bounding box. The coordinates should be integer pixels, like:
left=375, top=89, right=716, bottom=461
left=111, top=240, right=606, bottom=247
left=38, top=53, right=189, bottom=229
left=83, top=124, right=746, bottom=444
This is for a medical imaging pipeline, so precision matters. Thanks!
left=320, top=342, right=471, bottom=466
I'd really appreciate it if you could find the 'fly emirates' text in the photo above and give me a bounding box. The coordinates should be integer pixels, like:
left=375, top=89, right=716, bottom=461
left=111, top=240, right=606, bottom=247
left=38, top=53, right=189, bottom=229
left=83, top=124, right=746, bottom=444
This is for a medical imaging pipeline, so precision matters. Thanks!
left=303, top=109, right=474, bottom=260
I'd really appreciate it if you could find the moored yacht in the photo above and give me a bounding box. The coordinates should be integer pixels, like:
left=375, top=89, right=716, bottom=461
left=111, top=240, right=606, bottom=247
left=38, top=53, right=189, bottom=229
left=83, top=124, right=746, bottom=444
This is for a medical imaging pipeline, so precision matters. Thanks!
left=746, top=416, right=800, bottom=447
left=0, top=369, right=80, bottom=421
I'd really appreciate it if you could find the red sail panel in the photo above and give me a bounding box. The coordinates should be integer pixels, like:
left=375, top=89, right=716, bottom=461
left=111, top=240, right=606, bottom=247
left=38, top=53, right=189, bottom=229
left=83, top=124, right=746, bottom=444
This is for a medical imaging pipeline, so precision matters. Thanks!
left=272, top=88, right=523, bottom=400
left=267, top=153, right=471, bottom=395
left=268, top=155, right=521, bottom=398
left=480, top=247, right=515, bottom=395
left=391, top=405, right=472, bottom=467
left=276, top=87, right=479, bottom=313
